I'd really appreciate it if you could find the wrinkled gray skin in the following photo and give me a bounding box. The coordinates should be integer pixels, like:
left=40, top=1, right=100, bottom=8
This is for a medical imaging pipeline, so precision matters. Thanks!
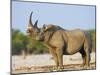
left=26, top=12, right=92, bottom=71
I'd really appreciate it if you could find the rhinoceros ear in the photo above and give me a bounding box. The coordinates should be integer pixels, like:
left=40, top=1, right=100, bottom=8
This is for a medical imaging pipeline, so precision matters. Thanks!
left=43, top=24, right=48, bottom=31
left=43, top=24, right=46, bottom=29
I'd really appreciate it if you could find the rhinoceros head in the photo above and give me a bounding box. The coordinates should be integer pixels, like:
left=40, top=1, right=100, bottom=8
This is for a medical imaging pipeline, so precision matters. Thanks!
left=33, top=24, right=46, bottom=41
left=26, top=12, right=40, bottom=39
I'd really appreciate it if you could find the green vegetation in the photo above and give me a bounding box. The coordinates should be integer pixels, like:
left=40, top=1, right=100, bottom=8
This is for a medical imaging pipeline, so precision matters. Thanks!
left=12, top=29, right=48, bottom=55
left=88, top=29, right=96, bottom=52
left=12, top=29, right=96, bottom=55
left=12, top=29, right=28, bottom=55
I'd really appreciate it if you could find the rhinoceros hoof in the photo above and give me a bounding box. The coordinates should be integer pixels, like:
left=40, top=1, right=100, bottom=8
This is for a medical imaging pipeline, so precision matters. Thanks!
left=49, top=66, right=63, bottom=72
left=81, top=65, right=90, bottom=69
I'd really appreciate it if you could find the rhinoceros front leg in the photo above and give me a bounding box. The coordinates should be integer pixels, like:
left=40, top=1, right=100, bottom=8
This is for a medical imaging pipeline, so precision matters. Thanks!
left=48, top=48, right=59, bottom=70
left=56, top=48, right=64, bottom=71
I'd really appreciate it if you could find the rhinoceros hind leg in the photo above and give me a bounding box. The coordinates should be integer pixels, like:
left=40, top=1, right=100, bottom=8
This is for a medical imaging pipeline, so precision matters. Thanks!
left=79, top=48, right=86, bottom=67
left=80, top=48, right=90, bottom=69
left=85, top=48, right=90, bottom=68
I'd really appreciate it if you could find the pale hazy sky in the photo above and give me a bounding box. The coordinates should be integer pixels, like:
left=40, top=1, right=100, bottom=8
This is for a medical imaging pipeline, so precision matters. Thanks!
left=12, top=1, right=96, bottom=33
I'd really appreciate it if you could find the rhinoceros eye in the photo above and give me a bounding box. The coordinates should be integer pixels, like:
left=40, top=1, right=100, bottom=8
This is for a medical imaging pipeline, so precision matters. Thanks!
left=27, top=29, right=33, bottom=33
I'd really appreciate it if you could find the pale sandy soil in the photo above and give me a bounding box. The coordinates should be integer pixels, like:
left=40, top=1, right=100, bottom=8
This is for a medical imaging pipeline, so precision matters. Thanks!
left=12, top=52, right=96, bottom=74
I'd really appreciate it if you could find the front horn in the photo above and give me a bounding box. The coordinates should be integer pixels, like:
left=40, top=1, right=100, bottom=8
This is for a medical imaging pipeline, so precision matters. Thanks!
left=28, top=11, right=33, bottom=27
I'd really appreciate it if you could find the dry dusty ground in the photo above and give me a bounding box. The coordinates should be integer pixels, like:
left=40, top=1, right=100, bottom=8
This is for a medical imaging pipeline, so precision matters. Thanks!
left=11, top=52, right=96, bottom=74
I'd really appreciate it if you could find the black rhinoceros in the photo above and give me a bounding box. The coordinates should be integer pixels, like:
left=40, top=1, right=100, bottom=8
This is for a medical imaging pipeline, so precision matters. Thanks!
left=26, top=12, right=92, bottom=71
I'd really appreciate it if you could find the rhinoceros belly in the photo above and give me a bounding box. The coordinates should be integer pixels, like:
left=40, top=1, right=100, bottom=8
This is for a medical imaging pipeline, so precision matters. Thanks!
left=65, top=30, right=85, bottom=55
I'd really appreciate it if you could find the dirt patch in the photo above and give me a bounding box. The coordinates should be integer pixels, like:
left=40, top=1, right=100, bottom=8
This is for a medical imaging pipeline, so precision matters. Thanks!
left=11, top=52, right=96, bottom=74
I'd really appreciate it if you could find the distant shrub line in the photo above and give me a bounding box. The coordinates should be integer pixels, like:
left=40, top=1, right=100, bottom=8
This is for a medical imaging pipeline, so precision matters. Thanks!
left=12, top=29, right=96, bottom=55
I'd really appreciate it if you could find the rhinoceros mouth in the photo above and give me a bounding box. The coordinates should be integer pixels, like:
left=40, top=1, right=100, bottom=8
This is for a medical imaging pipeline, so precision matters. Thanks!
left=35, top=36, right=44, bottom=41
